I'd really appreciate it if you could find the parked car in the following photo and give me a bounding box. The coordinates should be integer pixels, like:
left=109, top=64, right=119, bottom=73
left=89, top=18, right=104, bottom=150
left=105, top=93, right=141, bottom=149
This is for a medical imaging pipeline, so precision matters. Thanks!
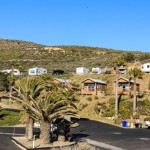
left=105, top=70, right=111, bottom=74
left=52, top=70, right=64, bottom=75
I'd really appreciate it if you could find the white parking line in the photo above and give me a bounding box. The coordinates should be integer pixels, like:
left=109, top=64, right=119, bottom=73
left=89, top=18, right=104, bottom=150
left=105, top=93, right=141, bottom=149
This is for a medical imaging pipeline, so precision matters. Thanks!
left=0, top=132, right=24, bottom=136
left=112, top=132, right=122, bottom=134
left=139, top=138, right=150, bottom=141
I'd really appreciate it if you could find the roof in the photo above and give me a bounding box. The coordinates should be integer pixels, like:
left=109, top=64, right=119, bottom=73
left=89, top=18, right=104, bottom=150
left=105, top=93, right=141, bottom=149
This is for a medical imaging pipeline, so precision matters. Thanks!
left=142, top=63, right=150, bottom=65
left=81, top=78, right=107, bottom=85
left=54, top=78, right=70, bottom=83
left=118, top=66, right=127, bottom=70
left=117, top=77, right=140, bottom=85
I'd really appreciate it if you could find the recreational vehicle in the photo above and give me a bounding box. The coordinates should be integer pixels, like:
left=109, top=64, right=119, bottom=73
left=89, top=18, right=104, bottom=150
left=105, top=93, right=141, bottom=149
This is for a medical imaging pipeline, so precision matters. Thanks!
left=28, top=67, right=47, bottom=76
left=141, top=63, right=150, bottom=73
left=76, top=67, right=89, bottom=75
left=92, top=67, right=103, bottom=74
left=1, top=69, right=20, bottom=76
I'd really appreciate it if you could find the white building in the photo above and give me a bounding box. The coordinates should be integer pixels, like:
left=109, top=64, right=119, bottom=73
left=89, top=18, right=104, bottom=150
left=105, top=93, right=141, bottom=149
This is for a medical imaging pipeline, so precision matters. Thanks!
left=141, top=63, right=150, bottom=73
left=28, top=67, right=47, bottom=76
left=92, top=67, right=103, bottom=74
left=1, top=69, right=20, bottom=76
left=76, top=67, right=89, bottom=75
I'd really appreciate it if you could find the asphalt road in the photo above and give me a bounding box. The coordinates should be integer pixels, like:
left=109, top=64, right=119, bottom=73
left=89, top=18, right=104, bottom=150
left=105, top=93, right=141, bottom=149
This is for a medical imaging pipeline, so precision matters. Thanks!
left=0, top=119, right=150, bottom=150
left=72, top=118, right=150, bottom=150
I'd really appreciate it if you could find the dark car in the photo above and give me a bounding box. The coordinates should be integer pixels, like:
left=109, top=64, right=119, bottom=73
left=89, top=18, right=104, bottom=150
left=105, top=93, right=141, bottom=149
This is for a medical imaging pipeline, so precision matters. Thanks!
left=52, top=70, right=64, bottom=75
left=105, top=70, right=111, bottom=74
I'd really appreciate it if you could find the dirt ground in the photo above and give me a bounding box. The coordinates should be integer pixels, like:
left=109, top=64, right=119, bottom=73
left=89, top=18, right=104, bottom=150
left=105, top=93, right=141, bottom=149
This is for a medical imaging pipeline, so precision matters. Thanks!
left=12, top=137, right=98, bottom=150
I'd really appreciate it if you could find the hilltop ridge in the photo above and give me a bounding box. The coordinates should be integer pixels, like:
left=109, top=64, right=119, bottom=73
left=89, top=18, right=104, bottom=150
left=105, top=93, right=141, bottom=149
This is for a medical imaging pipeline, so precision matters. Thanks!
left=0, top=39, right=149, bottom=73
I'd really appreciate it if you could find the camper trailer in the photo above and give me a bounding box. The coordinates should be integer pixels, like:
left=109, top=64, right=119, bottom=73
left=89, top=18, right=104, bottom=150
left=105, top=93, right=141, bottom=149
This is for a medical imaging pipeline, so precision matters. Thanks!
left=1, top=69, right=20, bottom=76
left=28, top=67, right=47, bottom=76
left=76, top=67, right=89, bottom=75
left=92, top=68, right=103, bottom=74
left=141, top=63, right=150, bottom=73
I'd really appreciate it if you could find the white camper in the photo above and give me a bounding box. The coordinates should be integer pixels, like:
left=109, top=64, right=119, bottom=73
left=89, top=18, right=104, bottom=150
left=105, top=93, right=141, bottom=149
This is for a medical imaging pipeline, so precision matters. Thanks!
left=76, top=67, right=89, bottom=75
left=92, top=67, right=103, bottom=74
left=28, top=67, right=47, bottom=76
left=141, top=63, right=150, bottom=73
left=1, top=69, right=20, bottom=76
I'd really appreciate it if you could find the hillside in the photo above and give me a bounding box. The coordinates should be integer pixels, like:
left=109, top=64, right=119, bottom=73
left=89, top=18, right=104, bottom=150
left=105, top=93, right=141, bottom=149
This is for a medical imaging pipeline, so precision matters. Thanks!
left=0, top=39, right=150, bottom=73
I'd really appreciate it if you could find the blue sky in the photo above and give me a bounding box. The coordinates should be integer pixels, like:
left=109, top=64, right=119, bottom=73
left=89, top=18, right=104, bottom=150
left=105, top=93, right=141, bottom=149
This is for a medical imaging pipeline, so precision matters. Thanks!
left=0, top=0, right=150, bottom=52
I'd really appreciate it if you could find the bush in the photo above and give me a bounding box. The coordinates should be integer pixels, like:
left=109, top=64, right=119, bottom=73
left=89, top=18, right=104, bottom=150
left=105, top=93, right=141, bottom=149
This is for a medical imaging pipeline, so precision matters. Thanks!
left=133, top=114, right=140, bottom=119
left=122, top=52, right=135, bottom=62
left=81, top=103, right=88, bottom=109
left=94, top=96, right=99, bottom=100
left=86, top=96, right=92, bottom=101
left=144, top=117, right=150, bottom=121
left=0, top=110, right=20, bottom=126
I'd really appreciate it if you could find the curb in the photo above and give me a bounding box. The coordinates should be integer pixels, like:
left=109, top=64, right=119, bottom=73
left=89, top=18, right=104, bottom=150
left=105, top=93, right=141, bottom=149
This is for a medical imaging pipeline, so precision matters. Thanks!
left=82, top=138, right=127, bottom=150
left=12, top=137, right=77, bottom=150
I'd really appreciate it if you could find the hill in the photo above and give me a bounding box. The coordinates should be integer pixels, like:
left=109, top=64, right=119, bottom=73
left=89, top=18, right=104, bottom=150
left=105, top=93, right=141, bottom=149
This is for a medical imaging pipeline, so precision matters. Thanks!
left=0, top=39, right=150, bottom=73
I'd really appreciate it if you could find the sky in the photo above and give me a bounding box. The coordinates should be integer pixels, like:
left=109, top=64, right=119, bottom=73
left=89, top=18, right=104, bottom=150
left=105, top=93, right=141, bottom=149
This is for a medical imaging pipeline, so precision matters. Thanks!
left=0, top=0, right=150, bottom=52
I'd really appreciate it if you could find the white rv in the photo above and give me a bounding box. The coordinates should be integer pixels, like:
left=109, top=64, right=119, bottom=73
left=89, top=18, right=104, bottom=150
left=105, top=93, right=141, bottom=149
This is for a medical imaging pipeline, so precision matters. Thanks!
left=92, top=67, right=103, bottom=74
left=1, top=69, right=20, bottom=76
left=141, top=63, right=150, bottom=73
left=28, top=67, right=47, bottom=76
left=76, top=67, right=89, bottom=75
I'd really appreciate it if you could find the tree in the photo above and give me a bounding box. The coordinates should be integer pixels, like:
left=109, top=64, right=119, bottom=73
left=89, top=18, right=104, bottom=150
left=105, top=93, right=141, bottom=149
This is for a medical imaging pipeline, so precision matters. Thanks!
left=129, top=67, right=144, bottom=115
left=12, top=76, right=47, bottom=140
left=122, top=52, right=135, bottom=62
left=114, top=57, right=125, bottom=122
left=9, top=60, right=19, bottom=101
left=12, top=76, right=78, bottom=144
left=0, top=72, right=9, bottom=92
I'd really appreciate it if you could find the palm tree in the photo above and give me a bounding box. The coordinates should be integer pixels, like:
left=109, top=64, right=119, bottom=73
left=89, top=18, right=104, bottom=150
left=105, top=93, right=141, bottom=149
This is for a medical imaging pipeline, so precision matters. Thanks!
left=129, top=67, right=144, bottom=115
left=37, top=88, right=78, bottom=143
left=12, top=76, right=47, bottom=140
left=8, top=60, right=19, bottom=101
left=114, top=57, right=125, bottom=121
left=12, top=76, right=78, bottom=144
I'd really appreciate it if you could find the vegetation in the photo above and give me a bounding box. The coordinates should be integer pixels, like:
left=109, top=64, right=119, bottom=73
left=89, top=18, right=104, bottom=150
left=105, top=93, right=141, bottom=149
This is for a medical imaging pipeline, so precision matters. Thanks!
left=129, top=67, right=144, bottom=115
left=122, top=52, right=135, bottom=62
left=0, top=110, right=20, bottom=126
left=137, top=98, right=150, bottom=116
left=12, top=75, right=79, bottom=144
left=0, top=39, right=149, bottom=74
left=0, top=72, right=9, bottom=91
left=144, top=117, right=150, bottom=121
left=94, top=97, right=132, bottom=119
left=114, top=57, right=125, bottom=121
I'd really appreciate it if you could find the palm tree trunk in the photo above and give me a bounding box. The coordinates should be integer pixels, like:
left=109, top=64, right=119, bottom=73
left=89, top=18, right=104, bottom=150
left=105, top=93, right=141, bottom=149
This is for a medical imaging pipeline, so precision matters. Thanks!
left=25, top=116, right=33, bottom=140
left=115, top=67, right=119, bottom=122
left=40, top=120, right=50, bottom=144
left=57, top=119, right=65, bottom=142
left=9, top=85, right=13, bottom=102
left=133, top=78, right=137, bottom=115
left=9, top=65, right=14, bottom=102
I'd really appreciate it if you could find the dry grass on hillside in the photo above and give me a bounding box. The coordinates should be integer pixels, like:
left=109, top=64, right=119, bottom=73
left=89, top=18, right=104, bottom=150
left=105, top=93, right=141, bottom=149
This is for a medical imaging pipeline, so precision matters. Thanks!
left=76, top=95, right=114, bottom=124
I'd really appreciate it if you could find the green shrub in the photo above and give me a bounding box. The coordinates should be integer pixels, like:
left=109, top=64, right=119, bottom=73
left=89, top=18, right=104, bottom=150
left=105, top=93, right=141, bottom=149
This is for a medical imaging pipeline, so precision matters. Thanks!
left=94, top=96, right=99, bottom=100
left=0, top=110, right=20, bottom=126
left=86, top=96, right=92, bottom=101
left=144, top=117, right=150, bottom=121
left=133, top=114, right=140, bottom=119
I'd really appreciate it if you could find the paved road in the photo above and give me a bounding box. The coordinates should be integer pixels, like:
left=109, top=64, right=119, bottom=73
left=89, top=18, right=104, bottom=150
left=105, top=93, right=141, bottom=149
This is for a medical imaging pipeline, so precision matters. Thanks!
left=0, top=119, right=150, bottom=150
left=72, top=118, right=150, bottom=150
